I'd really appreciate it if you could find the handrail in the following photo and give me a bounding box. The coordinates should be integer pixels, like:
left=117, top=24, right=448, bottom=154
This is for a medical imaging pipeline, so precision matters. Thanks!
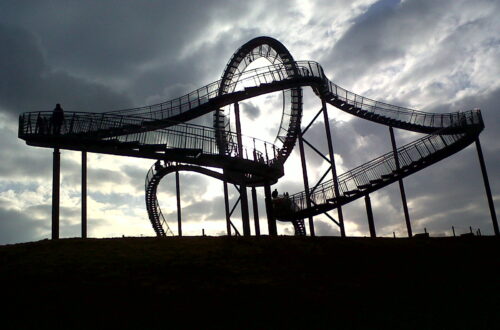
left=285, top=123, right=479, bottom=213
left=19, top=61, right=482, bottom=136
left=19, top=111, right=280, bottom=165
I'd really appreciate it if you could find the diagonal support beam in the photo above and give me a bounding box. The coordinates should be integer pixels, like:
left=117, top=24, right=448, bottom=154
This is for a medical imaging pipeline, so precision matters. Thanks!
left=311, top=167, right=331, bottom=196
left=321, top=100, right=345, bottom=237
left=302, top=137, right=331, bottom=164
left=302, top=108, right=323, bottom=136
left=311, top=200, right=340, bottom=227
left=389, top=126, right=412, bottom=237
left=475, top=138, right=499, bottom=236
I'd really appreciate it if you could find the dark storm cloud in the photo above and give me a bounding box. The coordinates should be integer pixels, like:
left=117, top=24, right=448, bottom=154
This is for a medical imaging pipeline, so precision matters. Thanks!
left=0, top=23, right=131, bottom=116
left=0, top=0, right=264, bottom=107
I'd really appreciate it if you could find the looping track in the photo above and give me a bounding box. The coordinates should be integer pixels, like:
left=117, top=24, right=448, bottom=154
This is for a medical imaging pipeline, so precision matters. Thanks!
left=18, top=36, right=484, bottom=236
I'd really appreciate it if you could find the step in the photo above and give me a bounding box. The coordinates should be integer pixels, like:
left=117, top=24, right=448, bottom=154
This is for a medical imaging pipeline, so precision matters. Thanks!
left=358, top=183, right=372, bottom=190
left=369, top=179, right=383, bottom=185
left=326, top=196, right=348, bottom=203
left=344, top=189, right=360, bottom=196
left=119, top=140, right=141, bottom=146
left=381, top=174, right=394, bottom=180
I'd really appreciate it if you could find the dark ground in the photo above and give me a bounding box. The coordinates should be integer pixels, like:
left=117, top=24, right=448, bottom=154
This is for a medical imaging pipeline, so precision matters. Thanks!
left=0, top=236, right=498, bottom=329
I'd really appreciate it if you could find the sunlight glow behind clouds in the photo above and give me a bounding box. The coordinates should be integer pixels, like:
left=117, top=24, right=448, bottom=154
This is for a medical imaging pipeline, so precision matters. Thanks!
left=0, top=0, right=498, bottom=243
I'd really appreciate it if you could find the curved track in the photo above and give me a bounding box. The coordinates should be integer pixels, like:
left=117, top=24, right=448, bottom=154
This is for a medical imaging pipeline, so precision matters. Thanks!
left=19, top=36, right=484, bottom=236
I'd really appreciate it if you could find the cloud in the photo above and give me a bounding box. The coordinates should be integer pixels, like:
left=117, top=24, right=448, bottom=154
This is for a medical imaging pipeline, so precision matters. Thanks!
left=0, top=1, right=499, bottom=243
left=0, top=22, right=131, bottom=117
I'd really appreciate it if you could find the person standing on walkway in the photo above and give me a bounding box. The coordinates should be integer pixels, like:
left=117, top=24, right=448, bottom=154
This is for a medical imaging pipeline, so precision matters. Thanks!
left=52, top=103, right=65, bottom=135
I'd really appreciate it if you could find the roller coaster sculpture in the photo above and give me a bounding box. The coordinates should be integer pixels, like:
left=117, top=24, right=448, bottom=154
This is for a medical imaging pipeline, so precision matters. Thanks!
left=19, top=37, right=495, bottom=238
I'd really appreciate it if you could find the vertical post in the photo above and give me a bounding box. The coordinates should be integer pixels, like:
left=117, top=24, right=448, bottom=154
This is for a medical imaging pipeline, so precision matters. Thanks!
left=475, top=139, right=499, bottom=236
left=81, top=151, right=87, bottom=239
left=176, top=170, right=182, bottom=237
left=389, top=126, right=412, bottom=237
left=223, top=180, right=231, bottom=236
left=264, top=183, right=277, bottom=236
left=298, top=134, right=314, bottom=236
left=239, top=185, right=251, bottom=236
left=365, top=194, right=376, bottom=238
left=321, top=100, right=345, bottom=237
left=234, top=102, right=251, bottom=236
left=52, top=148, right=60, bottom=240
left=251, top=186, right=261, bottom=236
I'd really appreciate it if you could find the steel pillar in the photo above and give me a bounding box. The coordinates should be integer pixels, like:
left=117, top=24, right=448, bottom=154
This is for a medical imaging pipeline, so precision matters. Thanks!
left=365, top=194, right=376, bottom=238
left=389, top=126, right=412, bottom=237
left=264, top=183, right=277, bottom=236
left=223, top=180, right=231, bottom=236
left=298, top=134, right=314, bottom=236
left=81, top=151, right=87, bottom=239
left=234, top=102, right=251, bottom=236
left=176, top=170, right=182, bottom=236
left=475, top=138, right=499, bottom=236
left=322, top=100, right=345, bottom=237
left=239, top=185, right=251, bottom=236
left=52, top=148, right=60, bottom=240
left=251, top=186, right=261, bottom=236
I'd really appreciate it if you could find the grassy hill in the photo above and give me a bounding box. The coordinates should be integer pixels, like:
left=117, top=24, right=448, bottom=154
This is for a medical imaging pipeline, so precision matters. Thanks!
left=1, top=236, right=498, bottom=329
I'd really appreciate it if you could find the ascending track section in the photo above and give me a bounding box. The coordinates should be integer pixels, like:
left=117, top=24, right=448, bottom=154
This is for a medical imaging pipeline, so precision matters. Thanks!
left=18, top=36, right=487, bottom=236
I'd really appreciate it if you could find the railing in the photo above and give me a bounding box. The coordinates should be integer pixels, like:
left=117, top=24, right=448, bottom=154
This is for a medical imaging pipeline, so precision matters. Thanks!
left=19, top=111, right=281, bottom=166
left=104, top=62, right=314, bottom=119
left=19, top=61, right=482, bottom=143
left=286, top=124, right=476, bottom=212
left=98, top=59, right=479, bottom=133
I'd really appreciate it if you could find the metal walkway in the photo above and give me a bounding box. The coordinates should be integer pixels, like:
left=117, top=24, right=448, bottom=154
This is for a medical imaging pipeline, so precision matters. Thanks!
left=18, top=36, right=488, bottom=237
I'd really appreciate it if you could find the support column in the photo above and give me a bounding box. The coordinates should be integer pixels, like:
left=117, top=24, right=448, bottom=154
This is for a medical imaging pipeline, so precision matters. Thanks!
left=389, top=126, right=412, bottom=237
left=251, top=187, right=261, bottom=236
left=234, top=102, right=251, bottom=236
left=81, top=151, right=87, bottom=239
left=52, top=148, right=60, bottom=240
left=321, top=100, right=345, bottom=237
left=223, top=180, right=231, bottom=236
left=475, top=138, right=499, bottom=236
left=264, top=183, right=277, bottom=236
left=239, top=185, right=251, bottom=236
left=365, top=194, right=376, bottom=238
left=176, top=170, right=182, bottom=237
left=298, top=134, right=314, bottom=236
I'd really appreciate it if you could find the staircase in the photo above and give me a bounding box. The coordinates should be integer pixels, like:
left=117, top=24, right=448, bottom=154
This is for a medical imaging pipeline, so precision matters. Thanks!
left=275, top=118, right=482, bottom=221
left=145, top=161, right=175, bottom=237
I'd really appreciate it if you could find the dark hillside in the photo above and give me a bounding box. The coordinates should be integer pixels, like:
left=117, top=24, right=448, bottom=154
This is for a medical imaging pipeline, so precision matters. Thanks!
left=0, top=236, right=498, bottom=329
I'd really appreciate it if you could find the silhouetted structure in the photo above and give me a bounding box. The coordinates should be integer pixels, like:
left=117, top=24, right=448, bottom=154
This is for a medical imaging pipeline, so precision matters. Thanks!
left=18, top=37, right=497, bottom=238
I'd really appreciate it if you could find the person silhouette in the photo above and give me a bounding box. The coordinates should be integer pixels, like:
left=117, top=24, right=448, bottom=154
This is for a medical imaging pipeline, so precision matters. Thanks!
left=36, top=115, right=44, bottom=135
left=52, top=103, right=65, bottom=135
left=272, top=189, right=278, bottom=199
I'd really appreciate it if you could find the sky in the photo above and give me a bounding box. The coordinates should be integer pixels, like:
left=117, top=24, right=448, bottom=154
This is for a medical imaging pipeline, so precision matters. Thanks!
left=0, top=0, right=499, bottom=244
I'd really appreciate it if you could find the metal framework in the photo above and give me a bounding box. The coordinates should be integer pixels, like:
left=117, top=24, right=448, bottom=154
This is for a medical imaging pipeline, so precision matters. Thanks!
left=17, top=36, right=497, bottom=238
